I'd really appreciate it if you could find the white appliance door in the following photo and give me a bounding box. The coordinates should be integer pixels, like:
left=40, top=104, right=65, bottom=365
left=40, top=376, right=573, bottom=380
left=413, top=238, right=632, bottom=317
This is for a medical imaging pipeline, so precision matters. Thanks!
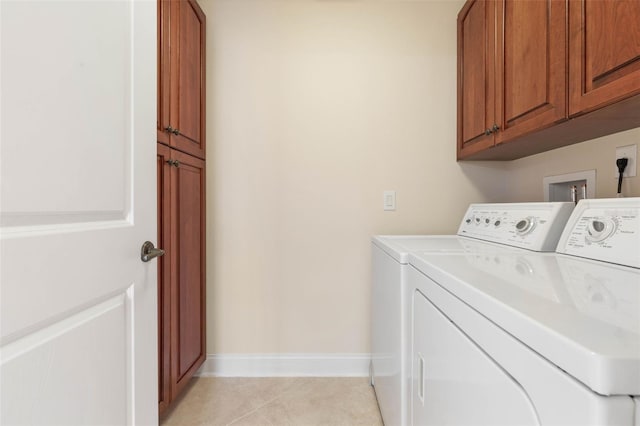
left=412, top=289, right=539, bottom=426
left=0, top=1, right=157, bottom=425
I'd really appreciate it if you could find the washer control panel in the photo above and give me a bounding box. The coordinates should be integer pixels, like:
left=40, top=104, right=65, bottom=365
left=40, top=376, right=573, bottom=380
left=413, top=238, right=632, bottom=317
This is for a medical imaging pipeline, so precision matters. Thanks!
left=457, top=202, right=575, bottom=252
left=556, top=198, right=640, bottom=268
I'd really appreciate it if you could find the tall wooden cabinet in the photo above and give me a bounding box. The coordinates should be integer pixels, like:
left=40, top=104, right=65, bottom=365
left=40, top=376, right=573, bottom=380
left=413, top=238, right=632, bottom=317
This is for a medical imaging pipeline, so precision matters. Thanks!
left=458, top=0, right=640, bottom=160
left=157, top=0, right=206, bottom=416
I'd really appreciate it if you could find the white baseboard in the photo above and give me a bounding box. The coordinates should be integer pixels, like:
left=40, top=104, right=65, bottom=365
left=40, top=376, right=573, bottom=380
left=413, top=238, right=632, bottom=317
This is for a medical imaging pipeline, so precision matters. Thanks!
left=195, top=353, right=372, bottom=377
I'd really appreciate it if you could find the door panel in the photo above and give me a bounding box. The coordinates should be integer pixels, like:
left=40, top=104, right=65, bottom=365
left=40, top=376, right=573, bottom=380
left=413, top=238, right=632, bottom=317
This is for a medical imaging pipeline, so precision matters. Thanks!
left=170, top=0, right=206, bottom=159
left=457, top=0, right=495, bottom=158
left=504, top=0, right=548, bottom=119
left=171, top=150, right=206, bottom=395
left=158, top=0, right=171, bottom=145
left=495, top=0, right=566, bottom=144
left=1, top=1, right=130, bottom=225
left=569, top=0, right=640, bottom=115
left=412, top=289, right=539, bottom=426
left=0, top=1, right=157, bottom=424
left=1, top=296, right=128, bottom=425
left=157, top=144, right=173, bottom=414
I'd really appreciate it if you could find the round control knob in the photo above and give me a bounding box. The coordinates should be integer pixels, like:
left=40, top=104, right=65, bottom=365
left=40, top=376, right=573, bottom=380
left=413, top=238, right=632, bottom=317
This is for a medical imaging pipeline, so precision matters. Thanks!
left=585, top=218, right=616, bottom=243
left=494, top=220, right=501, bottom=227
left=465, top=218, right=472, bottom=224
left=515, top=217, right=537, bottom=236
left=485, top=218, right=490, bottom=224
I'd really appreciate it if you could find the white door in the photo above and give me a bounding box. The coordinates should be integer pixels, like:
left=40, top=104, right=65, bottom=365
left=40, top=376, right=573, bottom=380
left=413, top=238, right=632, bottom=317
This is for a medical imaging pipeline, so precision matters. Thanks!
left=0, top=1, right=158, bottom=425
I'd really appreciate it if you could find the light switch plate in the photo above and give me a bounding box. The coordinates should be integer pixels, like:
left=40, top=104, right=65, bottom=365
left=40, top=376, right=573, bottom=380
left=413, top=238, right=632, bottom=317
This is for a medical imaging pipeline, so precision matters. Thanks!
left=383, top=191, right=396, bottom=211
left=614, top=144, right=637, bottom=178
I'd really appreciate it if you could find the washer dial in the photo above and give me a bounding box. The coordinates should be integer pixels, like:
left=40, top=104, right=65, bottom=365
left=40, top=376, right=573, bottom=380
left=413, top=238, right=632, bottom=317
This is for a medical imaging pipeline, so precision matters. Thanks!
left=515, top=217, right=537, bottom=236
left=585, top=218, right=617, bottom=243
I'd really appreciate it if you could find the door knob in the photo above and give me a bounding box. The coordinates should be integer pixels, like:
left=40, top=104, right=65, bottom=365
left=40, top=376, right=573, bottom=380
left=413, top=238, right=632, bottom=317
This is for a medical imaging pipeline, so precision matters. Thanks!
left=141, top=241, right=165, bottom=262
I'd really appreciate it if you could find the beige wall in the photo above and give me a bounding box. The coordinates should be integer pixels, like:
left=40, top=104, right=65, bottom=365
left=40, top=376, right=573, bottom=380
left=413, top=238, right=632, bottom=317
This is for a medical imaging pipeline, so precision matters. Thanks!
left=201, top=0, right=640, bottom=356
left=503, top=128, right=640, bottom=201
left=201, top=0, right=510, bottom=354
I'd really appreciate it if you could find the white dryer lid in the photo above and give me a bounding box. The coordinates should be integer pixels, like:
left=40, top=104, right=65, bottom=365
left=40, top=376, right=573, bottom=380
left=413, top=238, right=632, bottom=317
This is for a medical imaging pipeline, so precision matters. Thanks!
left=408, top=251, right=640, bottom=396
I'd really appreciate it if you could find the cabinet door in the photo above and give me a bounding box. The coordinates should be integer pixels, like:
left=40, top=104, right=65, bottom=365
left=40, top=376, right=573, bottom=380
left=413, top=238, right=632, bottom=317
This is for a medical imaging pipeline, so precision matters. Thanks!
left=569, top=0, right=640, bottom=116
left=169, top=0, right=206, bottom=159
left=157, top=0, right=171, bottom=145
left=157, top=144, right=172, bottom=415
left=495, top=0, right=567, bottom=144
left=170, top=150, right=206, bottom=398
left=457, top=0, right=496, bottom=159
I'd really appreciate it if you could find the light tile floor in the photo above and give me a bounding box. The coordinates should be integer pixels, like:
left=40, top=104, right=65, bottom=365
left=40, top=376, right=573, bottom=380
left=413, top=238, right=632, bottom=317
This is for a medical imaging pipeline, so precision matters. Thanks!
left=160, top=377, right=383, bottom=426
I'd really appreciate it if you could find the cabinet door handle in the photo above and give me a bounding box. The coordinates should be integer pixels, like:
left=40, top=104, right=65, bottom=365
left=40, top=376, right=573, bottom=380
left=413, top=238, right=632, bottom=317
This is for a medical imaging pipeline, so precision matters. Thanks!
left=485, top=128, right=492, bottom=135
left=164, top=126, right=180, bottom=136
left=165, top=159, right=180, bottom=167
left=492, top=124, right=500, bottom=132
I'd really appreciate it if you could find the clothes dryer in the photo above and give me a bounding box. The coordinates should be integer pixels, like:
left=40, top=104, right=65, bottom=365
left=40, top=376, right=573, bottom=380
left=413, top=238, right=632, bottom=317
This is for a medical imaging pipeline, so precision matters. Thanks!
left=371, top=202, right=574, bottom=426
left=407, top=198, right=640, bottom=425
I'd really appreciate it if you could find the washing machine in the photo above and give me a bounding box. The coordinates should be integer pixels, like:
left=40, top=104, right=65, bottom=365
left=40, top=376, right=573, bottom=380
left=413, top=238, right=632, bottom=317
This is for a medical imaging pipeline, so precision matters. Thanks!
left=371, top=202, right=574, bottom=426
left=407, top=197, right=640, bottom=425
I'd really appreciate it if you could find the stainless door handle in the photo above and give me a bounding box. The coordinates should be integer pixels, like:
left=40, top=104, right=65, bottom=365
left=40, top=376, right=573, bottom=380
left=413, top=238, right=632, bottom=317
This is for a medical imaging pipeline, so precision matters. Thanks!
left=141, top=241, right=165, bottom=262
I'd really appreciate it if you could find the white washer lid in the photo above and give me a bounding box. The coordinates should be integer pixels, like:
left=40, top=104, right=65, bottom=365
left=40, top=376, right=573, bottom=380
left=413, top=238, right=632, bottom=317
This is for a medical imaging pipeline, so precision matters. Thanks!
left=372, top=235, right=526, bottom=264
left=408, top=251, right=640, bottom=396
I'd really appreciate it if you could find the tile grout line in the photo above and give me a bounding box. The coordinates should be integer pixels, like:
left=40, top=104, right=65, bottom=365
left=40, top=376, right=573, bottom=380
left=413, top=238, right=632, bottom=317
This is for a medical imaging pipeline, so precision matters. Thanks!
left=224, top=392, right=284, bottom=426
left=224, top=379, right=302, bottom=426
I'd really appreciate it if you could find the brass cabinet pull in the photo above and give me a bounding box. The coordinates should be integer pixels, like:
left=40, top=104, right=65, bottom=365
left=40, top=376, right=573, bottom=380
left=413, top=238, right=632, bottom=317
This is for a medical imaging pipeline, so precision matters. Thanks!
left=165, top=126, right=180, bottom=135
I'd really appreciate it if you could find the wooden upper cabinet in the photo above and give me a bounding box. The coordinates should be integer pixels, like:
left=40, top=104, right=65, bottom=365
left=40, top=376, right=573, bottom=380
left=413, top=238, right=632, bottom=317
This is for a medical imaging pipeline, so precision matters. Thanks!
left=458, top=0, right=495, bottom=158
left=494, top=0, right=567, bottom=144
left=457, top=0, right=640, bottom=160
left=569, top=0, right=640, bottom=116
left=458, top=0, right=567, bottom=159
left=158, top=0, right=206, bottom=160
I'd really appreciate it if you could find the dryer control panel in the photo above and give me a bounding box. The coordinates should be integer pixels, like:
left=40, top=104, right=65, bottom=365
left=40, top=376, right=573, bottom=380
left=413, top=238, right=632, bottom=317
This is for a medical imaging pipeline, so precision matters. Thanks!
left=556, top=198, right=640, bottom=269
left=457, top=202, right=574, bottom=252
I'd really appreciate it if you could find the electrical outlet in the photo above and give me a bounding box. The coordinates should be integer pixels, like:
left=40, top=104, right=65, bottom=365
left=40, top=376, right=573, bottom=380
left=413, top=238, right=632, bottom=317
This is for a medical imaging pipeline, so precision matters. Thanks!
left=614, top=144, right=637, bottom=178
